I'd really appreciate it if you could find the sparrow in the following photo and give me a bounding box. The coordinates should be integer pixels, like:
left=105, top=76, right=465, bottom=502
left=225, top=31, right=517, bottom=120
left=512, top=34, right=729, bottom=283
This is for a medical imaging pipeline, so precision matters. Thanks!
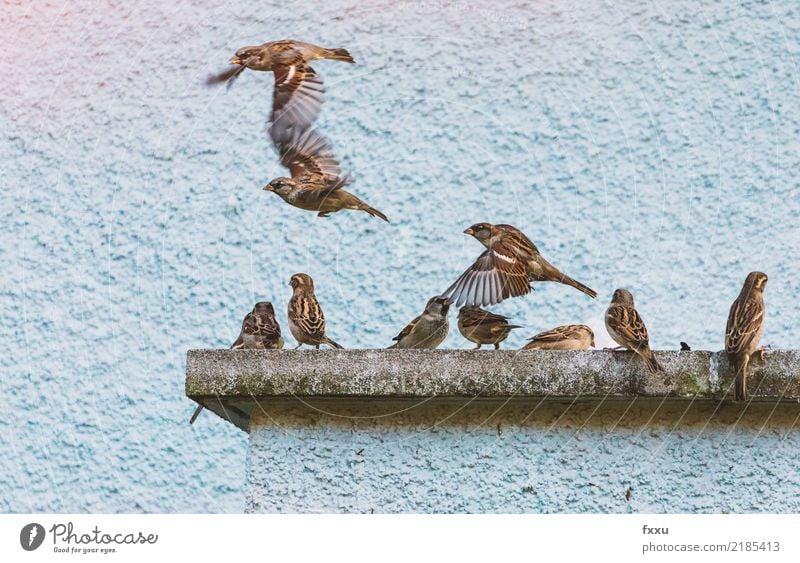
left=680, top=341, right=691, bottom=351
left=287, top=273, right=342, bottom=349
left=190, top=301, right=283, bottom=424
left=442, top=222, right=597, bottom=307
left=725, top=271, right=768, bottom=401
left=264, top=128, right=388, bottom=221
left=457, top=306, right=521, bottom=349
left=605, top=288, right=663, bottom=373
left=523, top=324, right=595, bottom=350
left=207, top=40, right=354, bottom=139
left=388, top=296, right=451, bottom=349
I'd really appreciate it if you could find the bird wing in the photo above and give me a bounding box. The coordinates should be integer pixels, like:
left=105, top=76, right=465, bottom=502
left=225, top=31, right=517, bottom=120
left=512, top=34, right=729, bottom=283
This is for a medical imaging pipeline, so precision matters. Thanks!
left=269, top=62, right=324, bottom=143
left=494, top=224, right=541, bottom=256
left=253, top=309, right=282, bottom=341
left=529, top=324, right=586, bottom=343
left=458, top=307, right=511, bottom=328
left=276, top=128, right=342, bottom=181
left=607, top=304, right=649, bottom=348
left=392, top=314, right=422, bottom=342
left=443, top=242, right=531, bottom=307
left=725, top=296, right=764, bottom=355
left=290, top=295, right=326, bottom=340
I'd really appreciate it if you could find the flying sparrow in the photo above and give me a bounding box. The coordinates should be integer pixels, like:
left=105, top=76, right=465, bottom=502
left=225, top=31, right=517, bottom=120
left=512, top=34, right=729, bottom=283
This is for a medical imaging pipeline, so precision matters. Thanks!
left=388, top=296, right=451, bottom=349
left=523, top=324, right=595, bottom=350
left=207, top=40, right=354, bottom=139
left=457, top=306, right=521, bottom=349
left=725, top=271, right=768, bottom=401
left=605, top=288, right=663, bottom=373
left=442, top=222, right=597, bottom=307
left=264, top=128, right=388, bottom=221
left=287, top=273, right=342, bottom=349
left=190, top=301, right=283, bottom=424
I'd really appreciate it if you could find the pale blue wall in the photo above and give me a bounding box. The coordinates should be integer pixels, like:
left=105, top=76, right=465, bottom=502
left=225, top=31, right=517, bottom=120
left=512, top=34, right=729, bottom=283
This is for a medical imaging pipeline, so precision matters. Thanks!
left=2, top=0, right=799, bottom=512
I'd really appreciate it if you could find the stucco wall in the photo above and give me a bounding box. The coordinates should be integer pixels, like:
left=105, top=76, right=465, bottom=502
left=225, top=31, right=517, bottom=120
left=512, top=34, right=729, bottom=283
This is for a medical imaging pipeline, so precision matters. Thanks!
left=2, top=0, right=800, bottom=512
left=246, top=401, right=800, bottom=513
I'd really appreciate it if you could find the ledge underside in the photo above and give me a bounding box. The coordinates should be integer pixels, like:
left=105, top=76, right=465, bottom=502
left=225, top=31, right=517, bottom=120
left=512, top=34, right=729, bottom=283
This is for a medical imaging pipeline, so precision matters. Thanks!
left=186, top=349, right=800, bottom=432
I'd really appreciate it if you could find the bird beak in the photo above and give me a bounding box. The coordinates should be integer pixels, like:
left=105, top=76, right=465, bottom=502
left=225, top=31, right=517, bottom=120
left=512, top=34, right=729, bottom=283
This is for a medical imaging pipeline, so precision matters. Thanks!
left=441, top=297, right=451, bottom=306
left=464, top=228, right=474, bottom=235
left=229, top=56, right=242, bottom=65
left=263, top=184, right=274, bottom=192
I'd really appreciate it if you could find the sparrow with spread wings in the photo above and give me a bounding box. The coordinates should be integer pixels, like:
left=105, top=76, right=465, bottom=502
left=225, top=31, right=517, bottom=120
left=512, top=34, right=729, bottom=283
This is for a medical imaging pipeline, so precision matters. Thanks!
left=264, top=128, right=388, bottom=221
left=442, top=223, right=596, bottom=307
left=287, top=273, right=343, bottom=349
left=190, top=302, right=283, bottom=424
left=605, top=288, right=663, bottom=373
left=523, top=324, right=595, bottom=350
left=725, top=271, right=768, bottom=402
left=207, top=40, right=354, bottom=141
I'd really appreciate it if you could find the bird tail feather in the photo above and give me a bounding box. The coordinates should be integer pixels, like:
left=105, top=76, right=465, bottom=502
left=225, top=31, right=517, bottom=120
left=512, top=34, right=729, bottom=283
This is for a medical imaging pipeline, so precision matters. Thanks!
left=642, top=349, right=664, bottom=374
left=323, top=48, right=355, bottom=63
left=559, top=273, right=598, bottom=299
left=323, top=337, right=343, bottom=349
left=733, top=355, right=749, bottom=402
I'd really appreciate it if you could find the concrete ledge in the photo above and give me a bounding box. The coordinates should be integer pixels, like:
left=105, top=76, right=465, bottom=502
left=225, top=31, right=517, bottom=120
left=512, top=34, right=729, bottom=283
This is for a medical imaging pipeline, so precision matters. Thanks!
left=186, top=349, right=800, bottom=431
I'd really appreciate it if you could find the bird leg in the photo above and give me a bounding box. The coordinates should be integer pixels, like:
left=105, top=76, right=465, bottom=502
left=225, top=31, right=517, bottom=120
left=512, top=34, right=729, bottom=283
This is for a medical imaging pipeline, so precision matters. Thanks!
left=317, top=212, right=331, bottom=218
left=494, top=343, right=500, bottom=350
left=755, top=345, right=773, bottom=362
left=294, top=344, right=302, bottom=350
left=474, top=344, right=481, bottom=350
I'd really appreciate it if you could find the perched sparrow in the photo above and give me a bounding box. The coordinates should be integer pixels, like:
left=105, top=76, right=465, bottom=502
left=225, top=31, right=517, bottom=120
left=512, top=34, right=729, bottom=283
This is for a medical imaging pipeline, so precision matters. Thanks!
left=287, top=273, right=342, bottom=349
left=725, top=271, right=768, bottom=401
left=264, top=128, right=388, bottom=221
left=605, top=288, right=663, bottom=373
left=523, top=324, right=595, bottom=350
left=389, top=296, right=451, bottom=349
left=442, top=222, right=596, bottom=307
left=190, top=301, right=283, bottom=424
left=680, top=341, right=691, bottom=351
left=457, top=306, right=521, bottom=349
left=207, top=40, right=354, bottom=138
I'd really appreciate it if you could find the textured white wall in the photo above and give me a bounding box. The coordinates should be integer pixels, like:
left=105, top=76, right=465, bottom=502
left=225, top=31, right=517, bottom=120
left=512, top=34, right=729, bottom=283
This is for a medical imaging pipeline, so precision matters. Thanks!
left=2, top=0, right=799, bottom=512
left=246, top=402, right=800, bottom=513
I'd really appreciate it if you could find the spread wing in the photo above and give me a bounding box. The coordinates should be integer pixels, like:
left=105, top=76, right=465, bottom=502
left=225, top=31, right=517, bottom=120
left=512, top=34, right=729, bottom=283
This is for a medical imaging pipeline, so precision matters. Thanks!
left=443, top=242, right=531, bottom=307
left=269, top=62, right=324, bottom=145
left=393, top=314, right=422, bottom=342
left=276, top=128, right=342, bottom=181
left=607, top=304, right=649, bottom=349
left=725, top=296, right=764, bottom=355
left=290, top=295, right=326, bottom=340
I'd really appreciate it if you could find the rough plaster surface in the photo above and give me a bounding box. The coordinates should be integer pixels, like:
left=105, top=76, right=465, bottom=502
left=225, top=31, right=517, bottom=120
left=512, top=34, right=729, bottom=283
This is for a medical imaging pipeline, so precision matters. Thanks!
left=246, top=402, right=800, bottom=513
left=3, top=0, right=800, bottom=512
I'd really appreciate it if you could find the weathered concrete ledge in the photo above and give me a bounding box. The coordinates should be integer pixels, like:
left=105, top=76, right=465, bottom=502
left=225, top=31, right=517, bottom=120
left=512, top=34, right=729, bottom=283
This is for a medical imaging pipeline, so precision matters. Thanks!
left=186, top=349, right=800, bottom=431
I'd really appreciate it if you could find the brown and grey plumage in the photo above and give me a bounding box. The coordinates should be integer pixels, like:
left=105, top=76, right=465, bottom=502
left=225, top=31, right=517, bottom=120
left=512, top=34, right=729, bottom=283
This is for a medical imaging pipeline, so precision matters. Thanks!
left=442, top=222, right=596, bottom=307
left=725, top=271, right=768, bottom=402
left=389, top=296, right=451, bottom=349
left=605, top=288, right=663, bottom=373
left=190, top=301, right=283, bottom=424
left=287, top=273, right=342, bottom=349
left=457, top=306, right=521, bottom=349
left=523, top=324, right=595, bottom=350
left=264, top=128, right=388, bottom=221
left=207, top=40, right=354, bottom=139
